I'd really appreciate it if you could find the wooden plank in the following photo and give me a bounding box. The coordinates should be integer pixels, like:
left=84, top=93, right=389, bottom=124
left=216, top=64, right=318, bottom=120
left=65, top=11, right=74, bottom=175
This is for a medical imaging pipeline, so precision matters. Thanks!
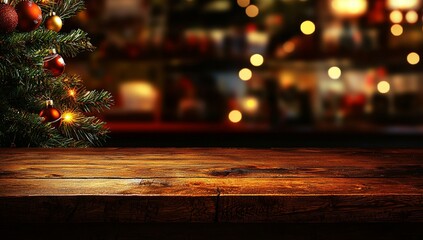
left=1, top=178, right=422, bottom=196
left=1, top=177, right=423, bottom=223
left=1, top=148, right=423, bottom=223
left=0, top=196, right=217, bottom=223
left=1, top=148, right=423, bottom=179
left=0, top=179, right=218, bottom=196
left=217, top=195, right=423, bottom=223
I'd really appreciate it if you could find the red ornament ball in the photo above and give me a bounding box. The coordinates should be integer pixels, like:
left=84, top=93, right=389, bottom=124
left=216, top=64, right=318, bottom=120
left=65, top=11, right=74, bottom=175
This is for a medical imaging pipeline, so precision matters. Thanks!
left=39, top=100, right=62, bottom=128
left=15, top=1, right=42, bottom=32
left=0, top=3, right=18, bottom=33
left=43, top=51, right=66, bottom=77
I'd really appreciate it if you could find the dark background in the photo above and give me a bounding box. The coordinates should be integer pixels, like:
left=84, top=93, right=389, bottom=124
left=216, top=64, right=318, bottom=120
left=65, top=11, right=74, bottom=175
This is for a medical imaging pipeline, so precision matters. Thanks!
left=63, top=0, right=423, bottom=147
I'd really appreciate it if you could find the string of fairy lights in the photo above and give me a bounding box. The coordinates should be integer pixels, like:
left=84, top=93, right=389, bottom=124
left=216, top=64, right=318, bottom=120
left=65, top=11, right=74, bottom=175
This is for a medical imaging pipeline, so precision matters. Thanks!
left=228, top=0, right=423, bottom=124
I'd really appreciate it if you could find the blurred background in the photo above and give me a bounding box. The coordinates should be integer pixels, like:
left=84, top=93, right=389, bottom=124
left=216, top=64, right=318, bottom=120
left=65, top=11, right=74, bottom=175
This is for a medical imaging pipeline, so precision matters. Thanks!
left=65, top=0, right=423, bottom=147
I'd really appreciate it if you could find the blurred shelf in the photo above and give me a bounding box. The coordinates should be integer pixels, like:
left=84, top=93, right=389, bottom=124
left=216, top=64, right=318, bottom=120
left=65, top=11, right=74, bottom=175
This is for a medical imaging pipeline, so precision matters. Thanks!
left=105, top=122, right=423, bottom=147
left=106, top=122, right=270, bottom=133
left=106, top=121, right=423, bottom=135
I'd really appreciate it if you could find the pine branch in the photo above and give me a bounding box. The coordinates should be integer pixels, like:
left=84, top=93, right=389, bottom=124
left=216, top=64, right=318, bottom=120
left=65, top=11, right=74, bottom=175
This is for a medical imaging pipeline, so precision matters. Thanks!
left=60, top=74, right=84, bottom=88
left=39, top=0, right=86, bottom=20
left=0, top=62, right=46, bottom=84
left=1, top=29, right=95, bottom=57
left=60, top=113, right=109, bottom=146
left=42, top=133, right=88, bottom=148
left=77, top=90, right=114, bottom=113
left=0, top=109, right=54, bottom=147
left=56, top=29, right=96, bottom=57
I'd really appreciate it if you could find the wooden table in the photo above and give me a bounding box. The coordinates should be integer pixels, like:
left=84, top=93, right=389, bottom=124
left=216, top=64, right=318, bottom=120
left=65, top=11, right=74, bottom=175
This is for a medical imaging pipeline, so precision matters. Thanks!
left=1, top=148, right=423, bottom=224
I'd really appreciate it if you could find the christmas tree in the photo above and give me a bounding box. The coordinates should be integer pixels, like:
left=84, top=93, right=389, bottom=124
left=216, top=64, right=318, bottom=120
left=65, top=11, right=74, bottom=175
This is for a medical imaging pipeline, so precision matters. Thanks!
left=0, top=0, right=113, bottom=147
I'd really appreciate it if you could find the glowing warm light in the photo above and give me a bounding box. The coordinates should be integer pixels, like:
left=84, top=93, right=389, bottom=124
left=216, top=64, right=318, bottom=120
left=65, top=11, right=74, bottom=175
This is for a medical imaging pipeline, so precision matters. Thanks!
left=328, top=66, right=342, bottom=80
left=243, top=97, right=259, bottom=113
left=390, top=24, right=403, bottom=36
left=387, top=0, right=421, bottom=10
left=377, top=81, right=390, bottom=94
left=283, top=41, right=295, bottom=53
left=407, top=52, right=420, bottom=65
left=331, top=0, right=368, bottom=17
left=246, top=5, right=259, bottom=18
left=405, top=10, right=418, bottom=23
left=390, top=10, right=403, bottom=23
left=120, top=81, right=158, bottom=111
left=239, top=68, right=252, bottom=81
left=228, top=110, right=242, bottom=123
left=237, top=0, right=250, bottom=8
left=68, top=89, right=76, bottom=97
left=250, top=54, right=264, bottom=67
left=62, top=112, right=74, bottom=123
left=300, top=20, right=315, bottom=35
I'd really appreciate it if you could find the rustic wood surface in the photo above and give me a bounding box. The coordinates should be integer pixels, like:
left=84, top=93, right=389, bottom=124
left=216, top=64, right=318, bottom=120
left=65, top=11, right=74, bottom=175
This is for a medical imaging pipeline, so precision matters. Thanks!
left=1, top=148, right=423, bottom=223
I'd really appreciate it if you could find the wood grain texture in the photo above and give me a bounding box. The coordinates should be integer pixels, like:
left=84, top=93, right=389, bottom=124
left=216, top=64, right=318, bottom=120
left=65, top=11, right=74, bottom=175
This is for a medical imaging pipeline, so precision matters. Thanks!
left=0, top=196, right=216, bottom=223
left=1, top=148, right=423, bottom=223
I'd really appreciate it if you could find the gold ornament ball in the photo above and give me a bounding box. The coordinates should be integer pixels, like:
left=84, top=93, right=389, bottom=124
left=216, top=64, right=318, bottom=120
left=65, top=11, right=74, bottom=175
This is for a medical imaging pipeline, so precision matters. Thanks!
left=45, top=14, right=62, bottom=32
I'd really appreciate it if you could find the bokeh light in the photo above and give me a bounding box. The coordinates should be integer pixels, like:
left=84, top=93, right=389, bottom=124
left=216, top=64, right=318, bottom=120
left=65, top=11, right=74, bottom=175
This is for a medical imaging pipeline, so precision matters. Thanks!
left=300, top=20, right=316, bottom=35
left=239, top=68, right=252, bottom=81
left=237, top=0, right=250, bottom=8
left=405, top=10, right=418, bottom=24
left=120, top=81, right=158, bottom=111
left=328, top=66, right=342, bottom=80
left=331, top=0, right=368, bottom=17
left=390, top=10, right=403, bottom=23
left=228, top=110, right=242, bottom=123
left=407, top=52, right=420, bottom=65
left=283, top=41, right=295, bottom=53
left=245, top=5, right=259, bottom=18
left=387, top=0, right=421, bottom=10
left=390, top=24, right=403, bottom=36
left=250, top=54, right=264, bottom=67
left=377, top=81, right=390, bottom=94
left=243, top=97, right=259, bottom=113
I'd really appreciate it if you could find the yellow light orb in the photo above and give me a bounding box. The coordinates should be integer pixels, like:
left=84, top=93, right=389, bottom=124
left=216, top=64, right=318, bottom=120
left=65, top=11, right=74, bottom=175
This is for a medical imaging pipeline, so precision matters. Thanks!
left=62, top=112, right=74, bottom=123
left=237, top=0, right=250, bottom=8
left=239, top=68, right=252, bottom=81
left=300, top=20, right=315, bottom=35
left=328, top=66, right=342, bottom=80
left=390, top=24, right=403, bottom=36
left=407, top=52, right=420, bottom=65
left=243, top=97, right=259, bottom=113
left=245, top=5, right=259, bottom=18
left=377, top=81, right=390, bottom=94
left=283, top=41, right=295, bottom=53
left=228, top=110, right=242, bottom=123
left=331, top=0, right=368, bottom=17
left=250, top=54, right=264, bottom=67
left=405, top=10, right=418, bottom=23
left=390, top=10, right=403, bottom=23
left=68, top=89, right=76, bottom=97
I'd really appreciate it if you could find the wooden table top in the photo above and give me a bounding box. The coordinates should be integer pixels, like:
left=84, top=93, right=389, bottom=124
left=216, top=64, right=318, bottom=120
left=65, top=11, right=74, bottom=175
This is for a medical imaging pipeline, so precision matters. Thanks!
left=1, top=148, right=423, bottom=223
